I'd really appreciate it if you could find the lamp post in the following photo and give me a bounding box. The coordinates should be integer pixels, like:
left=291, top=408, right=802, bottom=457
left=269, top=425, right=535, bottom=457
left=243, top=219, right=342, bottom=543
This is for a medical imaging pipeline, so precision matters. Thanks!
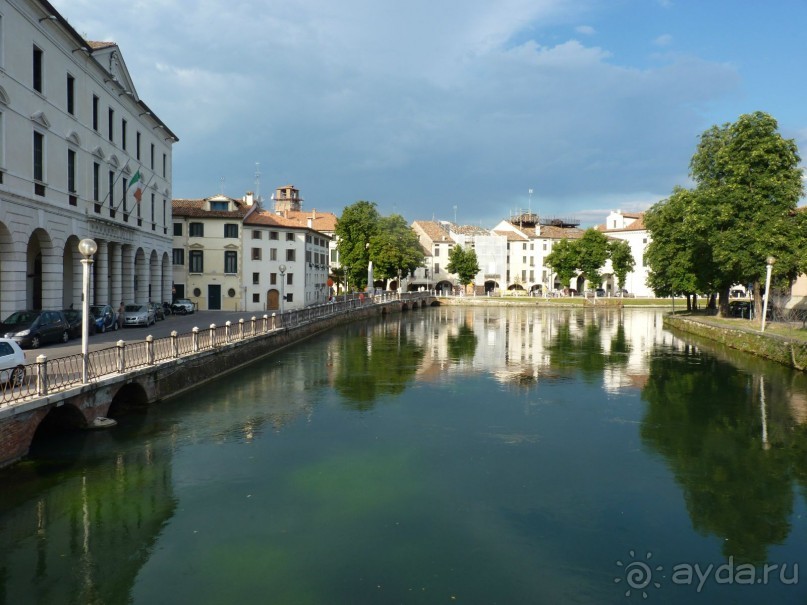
left=279, top=264, right=286, bottom=315
left=761, top=256, right=775, bottom=332
left=78, top=238, right=97, bottom=384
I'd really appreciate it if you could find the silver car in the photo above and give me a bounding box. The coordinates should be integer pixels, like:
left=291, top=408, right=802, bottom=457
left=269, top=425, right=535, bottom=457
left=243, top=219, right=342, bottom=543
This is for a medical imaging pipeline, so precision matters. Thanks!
left=123, top=304, right=155, bottom=327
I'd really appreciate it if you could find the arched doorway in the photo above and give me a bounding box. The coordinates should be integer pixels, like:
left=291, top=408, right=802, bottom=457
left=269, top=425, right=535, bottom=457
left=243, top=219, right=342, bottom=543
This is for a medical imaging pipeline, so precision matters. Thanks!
left=267, top=289, right=279, bottom=310
left=484, top=280, right=498, bottom=295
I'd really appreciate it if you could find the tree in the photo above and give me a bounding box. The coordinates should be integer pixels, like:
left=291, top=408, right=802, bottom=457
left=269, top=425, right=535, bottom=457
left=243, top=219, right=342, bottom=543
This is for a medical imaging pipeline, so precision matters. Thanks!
left=335, top=201, right=380, bottom=290
left=544, top=239, right=578, bottom=290
left=687, top=112, right=804, bottom=316
left=607, top=239, right=635, bottom=291
left=644, top=187, right=705, bottom=310
left=369, top=215, right=425, bottom=289
left=576, top=229, right=609, bottom=288
left=446, top=245, right=480, bottom=290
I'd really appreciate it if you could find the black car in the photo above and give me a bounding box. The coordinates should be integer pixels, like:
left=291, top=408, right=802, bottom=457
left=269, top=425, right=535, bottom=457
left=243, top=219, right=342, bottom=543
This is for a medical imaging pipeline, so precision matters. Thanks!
left=62, top=308, right=96, bottom=338
left=149, top=302, right=165, bottom=321
left=0, top=310, right=71, bottom=348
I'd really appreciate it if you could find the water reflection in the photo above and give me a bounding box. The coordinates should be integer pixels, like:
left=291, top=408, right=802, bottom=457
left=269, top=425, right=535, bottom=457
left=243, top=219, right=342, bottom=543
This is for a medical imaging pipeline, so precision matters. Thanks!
left=0, top=306, right=806, bottom=603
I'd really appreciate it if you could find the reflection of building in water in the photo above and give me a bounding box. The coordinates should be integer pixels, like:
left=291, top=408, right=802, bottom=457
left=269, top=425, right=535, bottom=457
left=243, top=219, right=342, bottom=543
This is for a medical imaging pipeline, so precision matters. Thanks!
left=0, top=446, right=176, bottom=604
left=397, top=307, right=683, bottom=392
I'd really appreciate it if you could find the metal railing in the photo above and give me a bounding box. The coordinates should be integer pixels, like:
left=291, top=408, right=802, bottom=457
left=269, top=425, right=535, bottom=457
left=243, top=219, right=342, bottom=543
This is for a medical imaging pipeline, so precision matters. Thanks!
left=0, top=291, right=428, bottom=407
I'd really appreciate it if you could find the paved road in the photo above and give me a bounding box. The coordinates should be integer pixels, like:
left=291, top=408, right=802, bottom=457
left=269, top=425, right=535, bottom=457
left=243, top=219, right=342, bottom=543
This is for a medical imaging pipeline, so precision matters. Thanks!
left=25, top=310, right=277, bottom=360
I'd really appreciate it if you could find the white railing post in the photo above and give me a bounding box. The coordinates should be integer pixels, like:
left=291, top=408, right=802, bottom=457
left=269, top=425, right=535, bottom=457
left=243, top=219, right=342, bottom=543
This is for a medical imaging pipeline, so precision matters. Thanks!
left=192, top=327, right=200, bottom=352
left=271, top=313, right=276, bottom=330
left=239, top=318, right=245, bottom=340
left=171, top=330, right=179, bottom=358
left=251, top=316, right=257, bottom=335
left=209, top=324, right=216, bottom=347
left=36, top=354, right=48, bottom=396
left=263, top=314, right=269, bottom=333
left=117, top=340, right=125, bottom=373
left=146, top=335, right=155, bottom=365
left=225, top=321, right=231, bottom=342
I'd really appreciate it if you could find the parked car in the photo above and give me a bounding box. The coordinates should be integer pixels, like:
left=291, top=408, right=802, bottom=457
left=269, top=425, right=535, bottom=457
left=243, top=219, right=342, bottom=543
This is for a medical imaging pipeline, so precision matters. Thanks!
left=171, top=298, right=195, bottom=315
left=123, top=304, right=156, bottom=327
left=0, top=337, right=26, bottom=386
left=595, top=288, right=606, bottom=297
left=90, top=304, right=118, bottom=333
left=161, top=302, right=173, bottom=317
left=149, top=302, right=165, bottom=321
left=0, top=310, right=70, bottom=348
left=63, top=308, right=96, bottom=338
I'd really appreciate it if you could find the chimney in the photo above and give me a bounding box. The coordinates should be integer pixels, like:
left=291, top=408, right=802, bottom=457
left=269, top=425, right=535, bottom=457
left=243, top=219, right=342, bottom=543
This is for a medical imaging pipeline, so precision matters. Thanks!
left=245, top=191, right=254, bottom=206
left=307, top=218, right=313, bottom=229
left=312, top=208, right=317, bottom=220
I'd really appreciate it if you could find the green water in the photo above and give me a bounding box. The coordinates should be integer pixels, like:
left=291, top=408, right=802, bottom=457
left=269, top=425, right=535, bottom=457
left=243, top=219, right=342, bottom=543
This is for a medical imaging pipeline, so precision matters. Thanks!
left=1, top=307, right=806, bottom=604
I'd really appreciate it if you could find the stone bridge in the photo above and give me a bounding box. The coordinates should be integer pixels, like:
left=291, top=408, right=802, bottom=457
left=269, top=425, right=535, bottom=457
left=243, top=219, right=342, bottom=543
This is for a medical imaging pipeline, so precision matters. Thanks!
left=0, top=293, right=437, bottom=468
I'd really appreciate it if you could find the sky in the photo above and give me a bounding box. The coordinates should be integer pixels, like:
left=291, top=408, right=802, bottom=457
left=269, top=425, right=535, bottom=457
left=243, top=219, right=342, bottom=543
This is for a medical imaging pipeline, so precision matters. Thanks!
left=51, top=0, right=807, bottom=228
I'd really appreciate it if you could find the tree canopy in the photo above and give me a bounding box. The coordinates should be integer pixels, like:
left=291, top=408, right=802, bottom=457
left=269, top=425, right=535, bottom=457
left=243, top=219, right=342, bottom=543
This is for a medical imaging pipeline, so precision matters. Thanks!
left=369, top=214, right=425, bottom=285
left=645, top=111, right=805, bottom=315
left=446, top=245, right=480, bottom=287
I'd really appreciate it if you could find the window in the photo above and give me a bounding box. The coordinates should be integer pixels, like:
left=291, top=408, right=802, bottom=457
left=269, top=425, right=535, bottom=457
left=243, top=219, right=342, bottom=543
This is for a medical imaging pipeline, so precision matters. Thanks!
left=121, top=119, right=127, bottom=150
left=189, top=222, right=204, bottom=237
left=286, top=273, right=293, bottom=285
left=67, top=149, right=76, bottom=204
left=252, top=293, right=260, bottom=303
left=434, top=263, right=440, bottom=274
left=33, top=46, right=43, bottom=93
left=251, top=248, right=261, bottom=260
left=108, top=108, right=114, bottom=142
left=286, top=232, right=294, bottom=241
left=136, top=132, right=141, bottom=160
left=305, top=250, right=311, bottom=263
left=150, top=143, right=155, bottom=169
left=66, top=75, right=75, bottom=114
left=286, top=249, right=296, bottom=262
left=210, top=201, right=228, bottom=211
left=543, top=243, right=547, bottom=251
left=174, top=223, right=183, bottom=236
left=270, top=231, right=278, bottom=240
left=93, top=162, right=100, bottom=202
left=162, top=153, right=167, bottom=177
left=330, top=249, right=337, bottom=262
left=122, top=178, right=127, bottom=213
left=108, top=170, right=114, bottom=208
left=224, top=224, right=238, bottom=238
left=270, top=248, right=277, bottom=261
left=172, top=249, right=185, bottom=265
left=189, top=250, right=204, bottom=273
left=252, top=230, right=262, bottom=239
left=224, top=251, right=237, bottom=274
left=33, top=131, right=44, bottom=195
left=270, top=273, right=277, bottom=285
left=252, top=272, right=260, bottom=285
left=92, top=95, right=99, bottom=130
left=285, top=293, right=293, bottom=302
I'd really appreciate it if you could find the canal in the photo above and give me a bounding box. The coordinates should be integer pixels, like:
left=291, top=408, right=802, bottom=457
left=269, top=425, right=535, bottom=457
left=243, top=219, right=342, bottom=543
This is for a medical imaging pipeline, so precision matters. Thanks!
left=1, top=306, right=806, bottom=604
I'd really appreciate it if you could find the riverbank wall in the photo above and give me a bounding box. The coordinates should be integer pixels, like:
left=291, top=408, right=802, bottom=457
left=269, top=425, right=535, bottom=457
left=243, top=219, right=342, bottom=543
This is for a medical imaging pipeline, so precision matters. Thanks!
left=664, top=314, right=807, bottom=371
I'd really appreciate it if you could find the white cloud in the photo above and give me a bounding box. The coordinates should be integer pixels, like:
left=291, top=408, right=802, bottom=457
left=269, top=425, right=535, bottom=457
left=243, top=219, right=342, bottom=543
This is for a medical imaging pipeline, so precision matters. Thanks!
left=575, top=25, right=596, bottom=35
left=654, top=34, right=673, bottom=46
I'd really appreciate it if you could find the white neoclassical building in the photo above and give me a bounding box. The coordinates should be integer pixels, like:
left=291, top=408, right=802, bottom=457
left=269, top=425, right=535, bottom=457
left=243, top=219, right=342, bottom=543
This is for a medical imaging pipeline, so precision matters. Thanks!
left=0, top=1, right=177, bottom=317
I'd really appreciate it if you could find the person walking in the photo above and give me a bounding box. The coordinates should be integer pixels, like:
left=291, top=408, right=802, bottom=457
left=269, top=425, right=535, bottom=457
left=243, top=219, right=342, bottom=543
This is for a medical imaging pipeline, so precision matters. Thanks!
left=117, top=302, right=125, bottom=329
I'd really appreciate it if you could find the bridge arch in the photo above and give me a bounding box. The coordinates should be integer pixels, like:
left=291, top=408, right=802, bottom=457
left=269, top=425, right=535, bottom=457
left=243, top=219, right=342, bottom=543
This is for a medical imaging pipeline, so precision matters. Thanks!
left=107, top=381, right=150, bottom=417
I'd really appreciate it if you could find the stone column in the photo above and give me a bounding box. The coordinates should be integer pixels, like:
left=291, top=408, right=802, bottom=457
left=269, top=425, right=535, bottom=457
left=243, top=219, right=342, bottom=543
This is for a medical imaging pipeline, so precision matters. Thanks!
left=110, top=243, right=123, bottom=308
left=0, top=244, right=28, bottom=317
left=41, top=246, right=64, bottom=311
left=121, top=244, right=134, bottom=304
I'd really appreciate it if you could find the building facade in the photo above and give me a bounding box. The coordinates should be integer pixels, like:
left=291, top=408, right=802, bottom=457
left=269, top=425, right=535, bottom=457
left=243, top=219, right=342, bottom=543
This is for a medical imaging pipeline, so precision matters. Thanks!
left=0, top=1, right=177, bottom=318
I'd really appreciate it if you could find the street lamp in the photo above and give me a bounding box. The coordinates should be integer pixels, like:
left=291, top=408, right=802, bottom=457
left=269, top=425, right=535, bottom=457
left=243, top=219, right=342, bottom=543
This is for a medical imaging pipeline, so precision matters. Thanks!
left=279, top=264, right=286, bottom=315
left=78, top=238, right=97, bottom=384
left=761, top=256, right=776, bottom=332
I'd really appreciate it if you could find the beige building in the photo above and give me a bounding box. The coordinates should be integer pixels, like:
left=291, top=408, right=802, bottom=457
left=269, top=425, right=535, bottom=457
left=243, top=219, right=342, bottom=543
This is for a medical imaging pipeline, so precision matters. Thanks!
left=0, top=1, right=177, bottom=316
left=171, top=195, right=248, bottom=310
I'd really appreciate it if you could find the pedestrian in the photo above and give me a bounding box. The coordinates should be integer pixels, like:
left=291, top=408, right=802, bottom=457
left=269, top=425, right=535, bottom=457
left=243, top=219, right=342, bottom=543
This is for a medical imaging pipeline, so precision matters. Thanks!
left=117, top=301, right=125, bottom=329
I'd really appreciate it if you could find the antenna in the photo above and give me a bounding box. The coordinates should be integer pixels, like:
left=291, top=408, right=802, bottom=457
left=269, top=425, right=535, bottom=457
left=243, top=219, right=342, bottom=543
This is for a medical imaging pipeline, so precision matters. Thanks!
left=254, top=162, right=261, bottom=200
left=219, top=176, right=225, bottom=195
left=528, top=188, right=533, bottom=214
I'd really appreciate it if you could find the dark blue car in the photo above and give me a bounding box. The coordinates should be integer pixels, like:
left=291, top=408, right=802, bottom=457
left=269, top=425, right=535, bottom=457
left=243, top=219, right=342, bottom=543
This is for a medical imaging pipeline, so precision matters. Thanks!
left=90, top=304, right=118, bottom=333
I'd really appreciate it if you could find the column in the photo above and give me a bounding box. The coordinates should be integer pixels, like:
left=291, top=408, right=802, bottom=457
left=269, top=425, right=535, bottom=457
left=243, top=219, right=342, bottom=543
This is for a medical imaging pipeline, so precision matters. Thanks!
left=121, top=244, right=134, bottom=304
left=0, top=245, right=28, bottom=318
left=95, top=240, right=109, bottom=305
left=110, top=243, right=123, bottom=308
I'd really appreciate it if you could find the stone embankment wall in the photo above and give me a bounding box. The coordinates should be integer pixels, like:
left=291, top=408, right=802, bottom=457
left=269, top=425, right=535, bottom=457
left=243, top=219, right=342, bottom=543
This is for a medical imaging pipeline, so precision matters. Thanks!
left=664, top=315, right=807, bottom=371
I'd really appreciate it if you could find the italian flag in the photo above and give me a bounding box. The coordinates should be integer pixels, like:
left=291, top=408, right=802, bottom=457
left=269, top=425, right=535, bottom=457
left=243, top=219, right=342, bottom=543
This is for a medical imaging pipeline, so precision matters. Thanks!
left=129, top=169, right=144, bottom=204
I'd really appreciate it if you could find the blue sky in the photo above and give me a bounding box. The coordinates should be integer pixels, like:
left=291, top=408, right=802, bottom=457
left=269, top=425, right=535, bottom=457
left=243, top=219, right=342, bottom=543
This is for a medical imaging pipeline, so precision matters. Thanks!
left=51, top=0, right=807, bottom=227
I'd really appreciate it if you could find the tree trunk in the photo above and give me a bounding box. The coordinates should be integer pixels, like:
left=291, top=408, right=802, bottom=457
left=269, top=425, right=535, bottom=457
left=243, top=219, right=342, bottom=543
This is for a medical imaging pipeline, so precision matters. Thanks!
left=717, top=286, right=731, bottom=317
left=686, top=294, right=692, bottom=312
left=753, top=280, right=762, bottom=320
left=708, top=293, right=717, bottom=309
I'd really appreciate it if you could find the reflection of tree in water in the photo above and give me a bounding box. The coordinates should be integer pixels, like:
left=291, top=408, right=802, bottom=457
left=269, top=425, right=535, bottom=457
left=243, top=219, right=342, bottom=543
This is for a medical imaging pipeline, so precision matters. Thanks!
left=334, top=322, right=425, bottom=410
left=447, top=323, right=477, bottom=362
left=641, top=350, right=794, bottom=564
left=547, top=316, right=629, bottom=382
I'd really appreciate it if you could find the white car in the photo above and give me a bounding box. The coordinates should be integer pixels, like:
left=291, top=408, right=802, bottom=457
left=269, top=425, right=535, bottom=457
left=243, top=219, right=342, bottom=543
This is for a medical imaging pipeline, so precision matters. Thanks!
left=0, top=337, right=26, bottom=386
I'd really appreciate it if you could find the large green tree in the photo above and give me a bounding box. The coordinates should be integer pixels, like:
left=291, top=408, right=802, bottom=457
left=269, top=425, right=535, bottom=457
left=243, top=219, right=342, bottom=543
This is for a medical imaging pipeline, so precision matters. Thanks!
left=369, top=214, right=425, bottom=289
left=335, top=201, right=380, bottom=290
left=607, top=239, right=635, bottom=291
left=687, top=112, right=804, bottom=316
left=544, top=239, right=578, bottom=289
left=575, top=229, right=609, bottom=287
left=446, top=245, right=480, bottom=290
